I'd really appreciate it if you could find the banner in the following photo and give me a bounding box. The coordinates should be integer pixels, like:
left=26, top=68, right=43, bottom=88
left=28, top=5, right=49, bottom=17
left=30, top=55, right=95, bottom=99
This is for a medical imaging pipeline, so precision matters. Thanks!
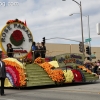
left=55, top=53, right=84, bottom=67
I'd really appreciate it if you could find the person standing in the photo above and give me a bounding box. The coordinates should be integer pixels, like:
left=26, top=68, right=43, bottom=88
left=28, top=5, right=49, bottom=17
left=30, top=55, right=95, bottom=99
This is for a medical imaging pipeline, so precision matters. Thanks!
left=41, top=42, right=46, bottom=58
left=36, top=42, right=41, bottom=57
left=31, top=42, right=38, bottom=60
left=7, top=43, right=13, bottom=57
left=0, top=54, right=6, bottom=96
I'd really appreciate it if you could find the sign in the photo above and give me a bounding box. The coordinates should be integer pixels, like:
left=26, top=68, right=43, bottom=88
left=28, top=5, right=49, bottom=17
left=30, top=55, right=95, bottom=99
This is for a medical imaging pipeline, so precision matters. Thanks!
left=0, top=22, right=33, bottom=58
left=55, top=53, right=84, bottom=67
left=85, top=38, right=91, bottom=42
left=90, top=54, right=96, bottom=59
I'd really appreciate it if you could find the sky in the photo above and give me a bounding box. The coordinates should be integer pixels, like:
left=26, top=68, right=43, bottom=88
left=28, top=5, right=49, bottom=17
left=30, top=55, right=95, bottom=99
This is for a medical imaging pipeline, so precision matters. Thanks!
left=0, top=0, right=100, bottom=47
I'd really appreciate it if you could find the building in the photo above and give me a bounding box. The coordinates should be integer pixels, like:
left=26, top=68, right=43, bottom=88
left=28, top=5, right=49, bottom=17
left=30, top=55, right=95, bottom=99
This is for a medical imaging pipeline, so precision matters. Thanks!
left=46, top=43, right=100, bottom=62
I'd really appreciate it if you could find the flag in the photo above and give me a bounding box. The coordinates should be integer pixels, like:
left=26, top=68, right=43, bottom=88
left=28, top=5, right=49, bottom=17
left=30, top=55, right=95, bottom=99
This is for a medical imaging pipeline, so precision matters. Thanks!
left=24, top=20, right=27, bottom=26
left=27, top=52, right=33, bottom=60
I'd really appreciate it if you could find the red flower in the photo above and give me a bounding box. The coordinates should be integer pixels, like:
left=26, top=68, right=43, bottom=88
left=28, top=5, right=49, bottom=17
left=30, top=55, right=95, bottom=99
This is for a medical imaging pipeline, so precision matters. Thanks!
left=6, top=65, right=20, bottom=87
left=12, top=30, right=23, bottom=41
left=71, top=69, right=82, bottom=82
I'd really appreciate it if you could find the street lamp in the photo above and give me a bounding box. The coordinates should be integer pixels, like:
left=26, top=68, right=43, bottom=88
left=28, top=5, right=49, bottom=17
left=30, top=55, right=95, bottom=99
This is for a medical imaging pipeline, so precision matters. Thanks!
left=62, top=0, right=85, bottom=56
left=86, top=15, right=91, bottom=47
left=70, top=13, right=91, bottom=60
left=72, top=0, right=85, bottom=57
left=69, top=13, right=79, bottom=16
left=85, top=15, right=91, bottom=61
left=70, top=13, right=90, bottom=46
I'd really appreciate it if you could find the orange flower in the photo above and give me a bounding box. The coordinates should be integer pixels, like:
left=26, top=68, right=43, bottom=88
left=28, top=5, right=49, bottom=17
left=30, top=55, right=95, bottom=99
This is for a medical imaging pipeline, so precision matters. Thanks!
left=78, top=66, right=92, bottom=74
left=34, top=57, right=65, bottom=83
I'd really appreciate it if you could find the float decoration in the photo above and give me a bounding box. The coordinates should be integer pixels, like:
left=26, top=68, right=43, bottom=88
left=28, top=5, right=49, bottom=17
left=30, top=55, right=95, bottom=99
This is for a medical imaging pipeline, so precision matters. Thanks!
left=34, top=57, right=65, bottom=84
left=0, top=19, right=99, bottom=88
left=3, top=58, right=26, bottom=87
left=0, top=19, right=33, bottom=58
left=78, top=66, right=92, bottom=74
left=71, top=69, right=83, bottom=82
left=63, top=70, right=74, bottom=83
left=6, top=65, right=20, bottom=87
left=10, top=30, right=24, bottom=46
left=6, top=19, right=25, bottom=25
left=6, top=72, right=14, bottom=86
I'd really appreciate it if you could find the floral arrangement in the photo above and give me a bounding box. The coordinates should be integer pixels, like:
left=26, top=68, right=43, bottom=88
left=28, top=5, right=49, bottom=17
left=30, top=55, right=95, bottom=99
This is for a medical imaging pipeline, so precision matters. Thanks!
left=34, top=57, right=43, bottom=64
left=10, top=30, right=24, bottom=46
left=3, top=58, right=26, bottom=87
left=78, top=66, right=92, bottom=74
left=48, top=61, right=59, bottom=68
left=71, top=69, right=83, bottom=82
left=63, top=70, right=74, bottom=83
left=78, top=66, right=99, bottom=78
left=6, top=72, right=14, bottom=86
left=6, top=65, right=20, bottom=87
left=34, top=57, right=65, bottom=83
left=6, top=19, right=25, bottom=25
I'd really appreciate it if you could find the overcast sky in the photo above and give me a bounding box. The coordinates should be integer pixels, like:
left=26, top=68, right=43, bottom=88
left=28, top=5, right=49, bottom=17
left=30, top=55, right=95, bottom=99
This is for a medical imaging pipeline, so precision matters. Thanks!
left=0, top=0, right=100, bottom=47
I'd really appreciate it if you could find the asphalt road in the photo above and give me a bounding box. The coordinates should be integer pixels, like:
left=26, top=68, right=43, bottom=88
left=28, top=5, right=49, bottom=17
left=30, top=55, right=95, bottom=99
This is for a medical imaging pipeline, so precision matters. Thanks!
left=0, top=80, right=100, bottom=100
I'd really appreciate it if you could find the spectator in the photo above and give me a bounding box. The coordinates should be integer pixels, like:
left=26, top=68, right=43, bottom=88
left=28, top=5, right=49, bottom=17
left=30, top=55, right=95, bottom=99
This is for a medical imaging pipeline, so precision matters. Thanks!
left=0, top=54, right=6, bottom=96
left=91, top=63, right=95, bottom=72
left=85, top=62, right=90, bottom=69
left=94, top=62, right=98, bottom=74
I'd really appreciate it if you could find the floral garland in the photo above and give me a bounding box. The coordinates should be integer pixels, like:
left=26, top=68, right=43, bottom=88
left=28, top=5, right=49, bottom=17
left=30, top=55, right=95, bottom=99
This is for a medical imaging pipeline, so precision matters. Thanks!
left=10, top=30, right=24, bottom=46
left=3, top=58, right=25, bottom=68
left=6, top=19, right=25, bottom=25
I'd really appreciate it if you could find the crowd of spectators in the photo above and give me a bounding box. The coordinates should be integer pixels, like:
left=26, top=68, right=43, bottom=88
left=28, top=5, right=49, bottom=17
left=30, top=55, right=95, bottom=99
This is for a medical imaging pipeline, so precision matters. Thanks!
left=84, top=60, right=100, bottom=75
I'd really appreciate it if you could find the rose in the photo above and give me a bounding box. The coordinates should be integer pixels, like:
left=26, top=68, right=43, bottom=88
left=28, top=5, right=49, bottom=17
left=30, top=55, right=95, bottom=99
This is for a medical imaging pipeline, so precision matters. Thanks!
left=10, top=30, right=24, bottom=46
left=12, top=30, right=23, bottom=42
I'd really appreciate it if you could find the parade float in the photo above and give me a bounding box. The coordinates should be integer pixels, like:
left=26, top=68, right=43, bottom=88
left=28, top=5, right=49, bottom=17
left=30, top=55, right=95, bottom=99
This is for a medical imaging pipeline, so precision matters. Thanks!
left=0, top=19, right=99, bottom=88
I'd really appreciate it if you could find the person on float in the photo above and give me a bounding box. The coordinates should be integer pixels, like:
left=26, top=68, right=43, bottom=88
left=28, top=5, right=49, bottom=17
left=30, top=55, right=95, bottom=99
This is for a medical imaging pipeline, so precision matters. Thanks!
left=7, top=43, right=14, bottom=57
left=40, top=42, right=46, bottom=58
left=36, top=42, right=41, bottom=57
left=31, top=42, right=38, bottom=60
left=0, top=54, right=6, bottom=96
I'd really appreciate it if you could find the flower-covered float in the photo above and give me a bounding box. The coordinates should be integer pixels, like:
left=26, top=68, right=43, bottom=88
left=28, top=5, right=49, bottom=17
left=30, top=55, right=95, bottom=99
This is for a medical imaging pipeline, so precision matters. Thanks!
left=0, top=19, right=99, bottom=87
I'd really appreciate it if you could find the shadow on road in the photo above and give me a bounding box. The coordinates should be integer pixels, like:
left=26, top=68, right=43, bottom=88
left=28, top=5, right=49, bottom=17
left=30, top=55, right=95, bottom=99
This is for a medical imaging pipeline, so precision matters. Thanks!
left=4, top=79, right=100, bottom=90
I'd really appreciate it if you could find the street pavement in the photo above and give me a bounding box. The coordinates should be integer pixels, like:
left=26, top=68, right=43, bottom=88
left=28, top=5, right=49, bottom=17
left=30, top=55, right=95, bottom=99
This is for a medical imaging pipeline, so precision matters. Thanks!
left=0, top=80, right=100, bottom=100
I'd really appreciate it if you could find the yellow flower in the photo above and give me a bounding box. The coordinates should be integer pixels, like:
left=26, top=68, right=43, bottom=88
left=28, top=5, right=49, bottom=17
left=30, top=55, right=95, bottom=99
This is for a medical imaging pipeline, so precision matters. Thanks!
left=63, top=70, right=74, bottom=83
